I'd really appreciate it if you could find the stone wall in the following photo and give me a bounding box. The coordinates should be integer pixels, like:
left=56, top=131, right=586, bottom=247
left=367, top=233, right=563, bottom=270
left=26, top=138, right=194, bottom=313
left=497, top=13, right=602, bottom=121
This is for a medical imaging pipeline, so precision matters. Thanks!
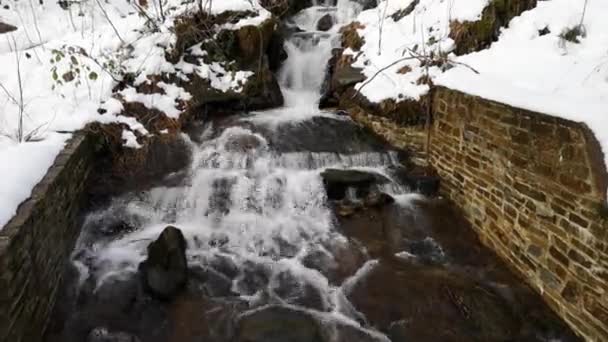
left=0, top=133, right=96, bottom=342
left=349, top=87, right=608, bottom=341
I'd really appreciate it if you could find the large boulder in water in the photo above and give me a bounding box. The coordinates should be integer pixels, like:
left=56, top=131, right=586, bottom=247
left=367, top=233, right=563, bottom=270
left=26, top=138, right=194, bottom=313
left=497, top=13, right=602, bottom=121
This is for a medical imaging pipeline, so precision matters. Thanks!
left=316, top=14, right=334, bottom=32
left=139, top=226, right=188, bottom=299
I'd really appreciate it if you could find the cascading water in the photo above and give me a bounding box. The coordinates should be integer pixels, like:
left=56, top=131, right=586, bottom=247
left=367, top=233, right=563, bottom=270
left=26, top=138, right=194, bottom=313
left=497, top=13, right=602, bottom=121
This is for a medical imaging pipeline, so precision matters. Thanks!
left=50, top=2, right=584, bottom=341
left=70, top=1, right=404, bottom=340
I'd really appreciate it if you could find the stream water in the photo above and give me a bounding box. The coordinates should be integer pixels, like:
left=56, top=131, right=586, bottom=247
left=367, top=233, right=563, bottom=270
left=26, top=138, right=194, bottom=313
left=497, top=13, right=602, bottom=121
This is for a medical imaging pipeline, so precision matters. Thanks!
left=46, top=1, right=580, bottom=341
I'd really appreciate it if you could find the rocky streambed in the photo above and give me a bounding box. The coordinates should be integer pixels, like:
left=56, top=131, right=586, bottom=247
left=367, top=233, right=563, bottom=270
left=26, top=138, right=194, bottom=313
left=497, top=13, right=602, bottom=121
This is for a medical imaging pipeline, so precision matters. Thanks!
left=44, top=114, right=579, bottom=342
left=45, top=2, right=580, bottom=342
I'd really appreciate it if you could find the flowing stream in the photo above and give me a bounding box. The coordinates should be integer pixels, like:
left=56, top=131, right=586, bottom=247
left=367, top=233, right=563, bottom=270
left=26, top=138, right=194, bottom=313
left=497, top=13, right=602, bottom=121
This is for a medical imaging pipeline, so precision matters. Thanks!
left=47, top=2, right=581, bottom=341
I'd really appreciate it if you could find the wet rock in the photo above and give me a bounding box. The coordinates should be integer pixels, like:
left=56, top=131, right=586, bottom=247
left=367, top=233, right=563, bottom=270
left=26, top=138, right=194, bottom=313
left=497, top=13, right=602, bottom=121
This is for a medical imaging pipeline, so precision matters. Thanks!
left=189, top=266, right=235, bottom=298
left=335, top=201, right=361, bottom=217
left=403, top=237, right=446, bottom=264
left=321, top=169, right=389, bottom=200
left=87, top=327, right=140, bottom=342
left=271, top=271, right=327, bottom=311
left=267, top=23, right=289, bottom=72
left=235, top=306, right=323, bottom=342
left=0, top=22, right=16, bottom=34
left=393, top=166, right=440, bottom=196
left=320, top=48, right=366, bottom=109
left=404, top=174, right=440, bottom=196
left=208, top=254, right=240, bottom=279
left=234, top=261, right=271, bottom=296
left=100, top=220, right=136, bottom=237
left=351, top=0, right=379, bottom=10
left=139, top=226, right=188, bottom=299
left=224, top=132, right=265, bottom=152
left=347, top=263, right=524, bottom=341
left=316, top=14, right=334, bottom=32
left=363, top=191, right=395, bottom=208
left=303, top=240, right=369, bottom=285
left=236, top=305, right=384, bottom=342
left=235, top=18, right=277, bottom=62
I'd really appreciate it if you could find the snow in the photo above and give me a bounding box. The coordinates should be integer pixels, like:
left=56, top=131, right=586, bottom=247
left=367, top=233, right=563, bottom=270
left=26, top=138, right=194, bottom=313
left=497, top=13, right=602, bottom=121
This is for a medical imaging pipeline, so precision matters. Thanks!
left=348, top=0, right=608, bottom=196
left=0, top=0, right=271, bottom=228
left=436, top=0, right=608, bottom=193
left=0, top=132, right=70, bottom=227
left=121, top=130, right=142, bottom=149
left=346, top=0, right=489, bottom=102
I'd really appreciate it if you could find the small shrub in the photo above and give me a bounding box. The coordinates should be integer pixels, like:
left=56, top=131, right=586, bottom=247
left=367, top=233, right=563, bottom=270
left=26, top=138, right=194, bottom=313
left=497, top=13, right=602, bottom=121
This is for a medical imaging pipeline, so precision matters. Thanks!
left=559, top=25, right=586, bottom=44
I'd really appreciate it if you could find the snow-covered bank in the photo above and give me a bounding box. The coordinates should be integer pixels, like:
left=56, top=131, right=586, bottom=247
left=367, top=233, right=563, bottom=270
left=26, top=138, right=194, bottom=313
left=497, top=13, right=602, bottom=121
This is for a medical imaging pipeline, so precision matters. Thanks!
left=0, top=132, right=70, bottom=226
left=436, top=0, right=608, bottom=189
left=0, top=0, right=273, bottom=228
left=343, top=0, right=607, bottom=190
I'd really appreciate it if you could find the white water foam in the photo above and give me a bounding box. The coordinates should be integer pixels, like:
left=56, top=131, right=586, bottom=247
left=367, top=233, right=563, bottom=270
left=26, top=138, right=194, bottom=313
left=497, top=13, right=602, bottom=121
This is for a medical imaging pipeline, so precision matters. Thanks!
left=74, top=1, right=405, bottom=339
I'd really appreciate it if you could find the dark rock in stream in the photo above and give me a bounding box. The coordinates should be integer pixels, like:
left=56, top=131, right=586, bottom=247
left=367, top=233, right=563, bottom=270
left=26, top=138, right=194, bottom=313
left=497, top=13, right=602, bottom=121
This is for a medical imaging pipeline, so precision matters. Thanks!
left=140, top=226, right=188, bottom=299
left=321, top=169, right=389, bottom=200
left=235, top=305, right=384, bottom=342
left=189, top=266, right=236, bottom=298
left=352, top=0, right=379, bottom=10
left=391, top=165, right=440, bottom=196
left=316, top=14, right=334, bottom=31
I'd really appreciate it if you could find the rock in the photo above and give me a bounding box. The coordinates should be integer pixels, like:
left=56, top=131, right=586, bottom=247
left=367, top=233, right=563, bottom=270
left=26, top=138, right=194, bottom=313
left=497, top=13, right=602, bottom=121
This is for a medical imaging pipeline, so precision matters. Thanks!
left=139, top=226, right=188, bottom=299
left=234, top=261, right=271, bottom=296
left=321, top=168, right=389, bottom=200
left=189, top=266, right=235, bottom=298
left=336, top=202, right=360, bottom=217
left=390, top=165, right=440, bottom=196
left=224, top=132, right=265, bottom=152
left=235, top=18, right=276, bottom=62
left=347, top=263, right=523, bottom=342
left=320, top=48, right=366, bottom=109
left=363, top=191, right=395, bottom=208
left=316, top=14, right=334, bottom=32
left=87, top=327, right=140, bottom=342
left=0, top=22, right=17, bottom=34
left=236, top=305, right=384, bottom=342
left=270, top=270, right=328, bottom=311
left=235, top=306, right=323, bottom=342
left=351, top=0, right=378, bottom=10
left=267, top=23, right=289, bottom=72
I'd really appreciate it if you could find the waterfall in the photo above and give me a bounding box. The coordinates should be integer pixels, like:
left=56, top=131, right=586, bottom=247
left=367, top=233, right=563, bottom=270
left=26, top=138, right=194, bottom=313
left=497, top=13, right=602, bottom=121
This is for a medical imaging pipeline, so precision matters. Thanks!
left=72, top=1, right=401, bottom=338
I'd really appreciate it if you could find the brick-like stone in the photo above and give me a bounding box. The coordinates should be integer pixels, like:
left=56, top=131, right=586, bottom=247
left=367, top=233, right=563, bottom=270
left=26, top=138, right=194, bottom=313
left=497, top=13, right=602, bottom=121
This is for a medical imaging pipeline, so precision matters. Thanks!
left=350, top=86, right=608, bottom=341
left=0, top=133, right=94, bottom=342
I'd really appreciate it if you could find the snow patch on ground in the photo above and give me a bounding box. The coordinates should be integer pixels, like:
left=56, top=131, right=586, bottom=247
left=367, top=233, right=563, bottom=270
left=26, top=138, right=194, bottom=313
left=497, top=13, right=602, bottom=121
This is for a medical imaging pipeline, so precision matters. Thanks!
left=0, top=0, right=270, bottom=228
left=347, top=0, right=489, bottom=102
left=0, top=132, right=71, bottom=227
left=436, top=0, right=608, bottom=194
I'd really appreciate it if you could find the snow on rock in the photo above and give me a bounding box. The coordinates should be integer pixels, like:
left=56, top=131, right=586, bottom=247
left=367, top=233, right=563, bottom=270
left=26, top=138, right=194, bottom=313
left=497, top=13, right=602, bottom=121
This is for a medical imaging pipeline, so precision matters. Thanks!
left=0, top=0, right=271, bottom=228
left=121, top=130, right=142, bottom=149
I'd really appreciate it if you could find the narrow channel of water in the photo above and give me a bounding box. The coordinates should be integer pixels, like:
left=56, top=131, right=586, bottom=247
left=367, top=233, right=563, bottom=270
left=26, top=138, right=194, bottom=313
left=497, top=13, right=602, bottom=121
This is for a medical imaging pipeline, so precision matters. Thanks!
left=46, top=1, right=581, bottom=341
